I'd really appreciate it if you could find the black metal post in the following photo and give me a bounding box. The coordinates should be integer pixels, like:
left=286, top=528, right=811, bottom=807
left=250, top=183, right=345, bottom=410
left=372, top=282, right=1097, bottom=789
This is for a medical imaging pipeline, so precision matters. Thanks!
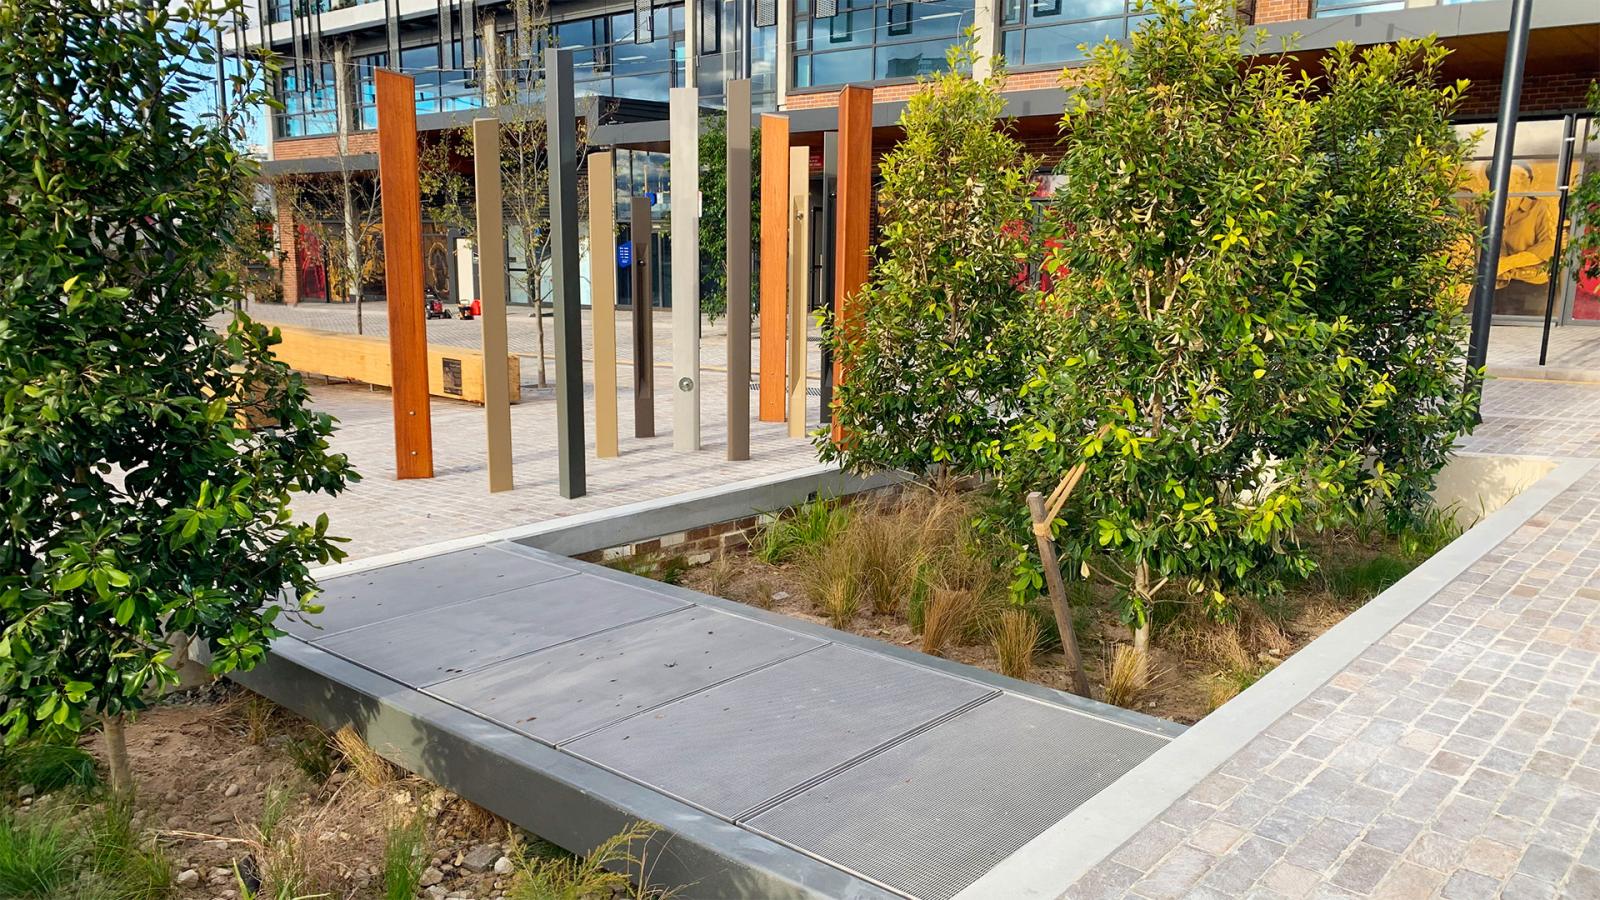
left=818, top=131, right=839, bottom=425
left=726, top=79, right=753, bottom=460
left=631, top=196, right=655, bottom=438
left=1539, top=113, right=1577, bottom=366
left=546, top=48, right=586, bottom=498
left=1466, top=0, right=1535, bottom=380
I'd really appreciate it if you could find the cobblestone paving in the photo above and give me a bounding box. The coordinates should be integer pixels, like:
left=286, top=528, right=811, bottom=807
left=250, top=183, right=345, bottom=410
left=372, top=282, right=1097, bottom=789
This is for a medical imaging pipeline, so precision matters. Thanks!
left=1488, top=325, right=1600, bottom=375
left=250, top=302, right=827, bottom=560
left=1067, top=378, right=1600, bottom=898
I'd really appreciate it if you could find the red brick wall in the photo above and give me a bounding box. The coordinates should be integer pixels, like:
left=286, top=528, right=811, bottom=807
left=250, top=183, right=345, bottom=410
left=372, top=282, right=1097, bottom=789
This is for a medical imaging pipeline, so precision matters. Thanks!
left=270, top=131, right=379, bottom=160
left=1456, top=71, right=1599, bottom=119
left=783, top=66, right=1084, bottom=112
left=274, top=199, right=299, bottom=306
left=1253, top=0, right=1311, bottom=24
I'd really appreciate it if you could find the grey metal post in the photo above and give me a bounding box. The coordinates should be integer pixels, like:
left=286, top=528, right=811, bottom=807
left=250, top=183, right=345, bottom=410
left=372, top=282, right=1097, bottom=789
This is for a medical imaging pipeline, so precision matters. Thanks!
left=726, top=79, right=752, bottom=460
left=546, top=48, right=586, bottom=499
left=1539, top=113, right=1577, bottom=366
left=1466, top=0, right=1534, bottom=378
left=670, top=86, right=702, bottom=451
left=631, top=196, right=655, bottom=438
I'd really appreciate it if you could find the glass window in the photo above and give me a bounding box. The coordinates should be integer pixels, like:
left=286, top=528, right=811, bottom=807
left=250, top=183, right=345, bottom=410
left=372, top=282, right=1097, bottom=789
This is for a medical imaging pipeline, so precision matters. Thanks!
left=1021, top=18, right=1120, bottom=64
left=274, top=60, right=337, bottom=137
left=508, top=4, right=684, bottom=104
left=354, top=51, right=387, bottom=130
left=793, top=0, right=975, bottom=87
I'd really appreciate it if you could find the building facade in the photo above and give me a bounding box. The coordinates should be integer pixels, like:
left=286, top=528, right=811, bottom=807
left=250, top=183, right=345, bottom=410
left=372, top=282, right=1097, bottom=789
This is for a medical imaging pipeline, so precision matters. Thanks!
left=240, top=0, right=1600, bottom=324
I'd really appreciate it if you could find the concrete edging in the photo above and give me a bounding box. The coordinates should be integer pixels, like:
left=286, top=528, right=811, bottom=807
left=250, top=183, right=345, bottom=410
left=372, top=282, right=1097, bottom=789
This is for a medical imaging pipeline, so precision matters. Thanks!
left=952, top=457, right=1599, bottom=900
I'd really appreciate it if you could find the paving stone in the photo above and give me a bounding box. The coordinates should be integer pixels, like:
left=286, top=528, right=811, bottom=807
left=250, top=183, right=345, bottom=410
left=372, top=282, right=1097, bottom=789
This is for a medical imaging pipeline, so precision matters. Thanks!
left=1440, top=868, right=1503, bottom=900
left=1328, top=842, right=1396, bottom=895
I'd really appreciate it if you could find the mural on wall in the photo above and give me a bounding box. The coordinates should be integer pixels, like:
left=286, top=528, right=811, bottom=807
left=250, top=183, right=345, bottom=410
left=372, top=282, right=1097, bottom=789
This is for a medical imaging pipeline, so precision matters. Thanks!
left=424, top=233, right=452, bottom=299
left=1459, top=159, right=1575, bottom=317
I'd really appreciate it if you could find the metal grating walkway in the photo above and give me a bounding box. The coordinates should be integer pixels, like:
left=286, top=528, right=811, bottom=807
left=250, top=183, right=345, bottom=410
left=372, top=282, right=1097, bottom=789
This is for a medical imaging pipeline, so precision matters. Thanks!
left=246, top=541, right=1180, bottom=900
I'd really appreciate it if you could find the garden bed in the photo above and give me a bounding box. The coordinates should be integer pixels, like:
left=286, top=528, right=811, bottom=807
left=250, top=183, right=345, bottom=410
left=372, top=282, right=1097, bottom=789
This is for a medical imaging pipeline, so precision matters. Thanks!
left=615, top=483, right=1467, bottom=726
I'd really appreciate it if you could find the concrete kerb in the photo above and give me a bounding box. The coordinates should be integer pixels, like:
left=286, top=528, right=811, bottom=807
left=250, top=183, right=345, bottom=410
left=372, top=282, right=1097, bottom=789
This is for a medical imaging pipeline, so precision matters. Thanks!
left=306, top=463, right=906, bottom=581
left=953, top=456, right=1599, bottom=900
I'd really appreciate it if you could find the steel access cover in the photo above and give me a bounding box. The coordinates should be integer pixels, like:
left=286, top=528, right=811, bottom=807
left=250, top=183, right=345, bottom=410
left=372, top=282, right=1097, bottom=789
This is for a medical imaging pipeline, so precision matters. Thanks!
left=745, top=692, right=1172, bottom=900
left=429, top=607, right=826, bottom=745
left=281, top=545, right=574, bottom=640
left=564, top=643, right=994, bottom=819
left=313, top=573, right=688, bottom=687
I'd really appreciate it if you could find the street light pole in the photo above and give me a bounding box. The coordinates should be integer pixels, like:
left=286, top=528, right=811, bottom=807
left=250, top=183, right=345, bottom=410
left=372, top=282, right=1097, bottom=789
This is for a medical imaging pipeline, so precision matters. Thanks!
left=1466, top=0, right=1535, bottom=379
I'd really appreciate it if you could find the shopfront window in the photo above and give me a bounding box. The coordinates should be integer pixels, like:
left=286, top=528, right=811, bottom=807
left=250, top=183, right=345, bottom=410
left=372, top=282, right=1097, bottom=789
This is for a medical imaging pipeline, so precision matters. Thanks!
left=1457, top=119, right=1597, bottom=322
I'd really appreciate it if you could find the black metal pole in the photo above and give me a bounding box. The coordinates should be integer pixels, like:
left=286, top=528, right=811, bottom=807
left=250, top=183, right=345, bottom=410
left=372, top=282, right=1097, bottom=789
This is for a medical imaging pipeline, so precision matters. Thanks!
left=1466, top=0, right=1534, bottom=379
left=1539, top=113, right=1576, bottom=366
left=546, top=47, right=586, bottom=499
left=631, top=196, right=656, bottom=438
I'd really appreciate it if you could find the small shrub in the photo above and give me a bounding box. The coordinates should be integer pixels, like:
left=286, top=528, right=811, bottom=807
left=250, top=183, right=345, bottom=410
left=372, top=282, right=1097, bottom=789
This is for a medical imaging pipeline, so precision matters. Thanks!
left=333, top=726, right=394, bottom=788
left=991, top=609, right=1040, bottom=680
left=382, top=814, right=428, bottom=900
left=0, top=742, right=99, bottom=794
left=920, top=587, right=977, bottom=657
left=285, top=731, right=337, bottom=784
left=506, top=821, right=664, bottom=900
left=754, top=500, right=849, bottom=565
left=1102, top=645, right=1153, bottom=710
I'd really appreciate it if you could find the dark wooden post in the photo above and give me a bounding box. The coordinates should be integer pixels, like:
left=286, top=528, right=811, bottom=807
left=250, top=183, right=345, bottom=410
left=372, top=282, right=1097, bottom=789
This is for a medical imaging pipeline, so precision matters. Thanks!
left=631, top=196, right=655, bottom=438
left=831, top=86, right=872, bottom=445
left=726, top=79, right=753, bottom=460
left=374, top=69, right=434, bottom=479
left=545, top=48, right=585, bottom=498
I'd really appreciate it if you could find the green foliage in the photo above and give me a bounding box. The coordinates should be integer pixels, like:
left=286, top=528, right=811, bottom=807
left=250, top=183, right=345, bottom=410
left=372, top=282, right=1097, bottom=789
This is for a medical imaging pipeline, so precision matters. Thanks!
left=1000, top=0, right=1381, bottom=629
left=1323, top=553, right=1412, bottom=603
left=286, top=732, right=337, bottom=784
left=697, top=116, right=762, bottom=323
left=1567, top=83, right=1600, bottom=302
left=0, top=800, right=170, bottom=900
left=820, top=34, right=1039, bottom=476
left=382, top=814, right=429, bottom=900
left=753, top=500, right=851, bottom=565
left=0, top=741, right=99, bottom=794
left=506, top=821, right=663, bottom=900
left=1302, top=39, right=1480, bottom=523
left=0, top=0, right=356, bottom=750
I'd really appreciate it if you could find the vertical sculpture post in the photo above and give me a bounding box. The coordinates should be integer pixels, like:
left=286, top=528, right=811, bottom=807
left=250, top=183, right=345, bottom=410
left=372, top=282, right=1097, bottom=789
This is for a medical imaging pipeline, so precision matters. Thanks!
left=787, top=147, right=810, bottom=439
left=545, top=48, right=586, bottom=498
left=819, top=131, right=839, bottom=425
left=374, top=69, right=434, bottom=479
left=725, top=79, right=753, bottom=460
left=472, top=117, right=513, bottom=492
left=630, top=196, right=655, bottom=438
left=669, top=86, right=701, bottom=451
left=589, top=150, right=620, bottom=458
left=832, top=86, right=872, bottom=445
left=758, top=114, right=790, bottom=423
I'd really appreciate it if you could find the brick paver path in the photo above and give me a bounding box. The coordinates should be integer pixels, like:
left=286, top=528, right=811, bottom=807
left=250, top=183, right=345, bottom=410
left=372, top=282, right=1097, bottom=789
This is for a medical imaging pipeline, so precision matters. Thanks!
left=1067, top=376, right=1600, bottom=899
left=237, top=303, right=825, bottom=560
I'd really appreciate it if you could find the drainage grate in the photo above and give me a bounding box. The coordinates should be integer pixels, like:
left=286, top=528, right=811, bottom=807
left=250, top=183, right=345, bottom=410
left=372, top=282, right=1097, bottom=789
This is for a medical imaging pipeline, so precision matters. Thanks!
left=282, top=545, right=575, bottom=640
left=563, top=644, right=995, bottom=820
left=430, top=607, right=826, bottom=745
left=745, top=693, right=1171, bottom=900
left=313, top=573, right=688, bottom=687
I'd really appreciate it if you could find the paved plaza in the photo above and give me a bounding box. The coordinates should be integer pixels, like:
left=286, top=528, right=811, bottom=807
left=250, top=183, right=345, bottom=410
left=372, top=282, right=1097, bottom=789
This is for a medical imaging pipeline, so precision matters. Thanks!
left=239, top=302, right=825, bottom=560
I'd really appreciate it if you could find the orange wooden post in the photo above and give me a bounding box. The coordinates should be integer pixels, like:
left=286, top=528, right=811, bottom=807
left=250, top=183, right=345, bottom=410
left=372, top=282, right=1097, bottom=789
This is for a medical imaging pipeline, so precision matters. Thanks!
left=374, top=70, right=434, bottom=479
left=758, top=114, right=790, bottom=423
left=831, top=86, right=872, bottom=444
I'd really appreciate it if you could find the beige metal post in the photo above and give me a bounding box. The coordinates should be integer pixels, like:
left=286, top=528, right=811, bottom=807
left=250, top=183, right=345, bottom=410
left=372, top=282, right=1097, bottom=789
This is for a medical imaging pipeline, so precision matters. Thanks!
left=589, top=150, right=619, bottom=458
left=473, top=117, right=513, bottom=492
left=787, top=147, right=810, bottom=439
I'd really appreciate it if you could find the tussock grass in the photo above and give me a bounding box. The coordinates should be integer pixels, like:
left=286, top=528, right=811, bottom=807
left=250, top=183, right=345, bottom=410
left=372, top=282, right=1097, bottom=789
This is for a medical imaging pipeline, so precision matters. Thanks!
left=754, top=500, right=849, bottom=564
left=381, top=813, right=428, bottom=900
left=991, top=608, right=1040, bottom=680
left=920, top=587, right=977, bottom=657
left=506, top=821, right=670, bottom=900
left=333, top=726, right=394, bottom=788
left=1102, top=645, right=1154, bottom=709
left=0, top=742, right=99, bottom=795
left=0, top=800, right=170, bottom=900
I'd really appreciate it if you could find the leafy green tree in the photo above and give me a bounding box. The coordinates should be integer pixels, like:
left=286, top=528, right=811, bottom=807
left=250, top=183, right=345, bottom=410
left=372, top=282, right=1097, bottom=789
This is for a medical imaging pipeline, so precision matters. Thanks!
left=1000, top=0, right=1379, bottom=647
left=697, top=115, right=762, bottom=323
left=1568, top=83, right=1600, bottom=311
left=820, top=36, right=1038, bottom=476
left=1300, top=38, right=1479, bottom=525
left=0, top=0, right=357, bottom=792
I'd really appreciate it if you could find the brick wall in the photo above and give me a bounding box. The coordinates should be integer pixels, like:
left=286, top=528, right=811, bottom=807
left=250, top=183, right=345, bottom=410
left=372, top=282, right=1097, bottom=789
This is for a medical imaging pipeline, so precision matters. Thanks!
left=1252, top=0, right=1311, bottom=24
left=274, top=199, right=299, bottom=306
left=270, top=131, right=379, bottom=160
left=783, top=66, right=1083, bottom=112
left=1456, top=71, right=1600, bottom=119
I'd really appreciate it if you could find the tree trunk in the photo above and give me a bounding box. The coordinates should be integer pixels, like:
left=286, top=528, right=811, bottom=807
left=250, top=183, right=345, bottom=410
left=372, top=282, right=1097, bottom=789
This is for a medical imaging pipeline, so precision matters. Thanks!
left=534, top=277, right=548, bottom=388
left=104, top=714, right=134, bottom=798
left=1132, top=559, right=1153, bottom=654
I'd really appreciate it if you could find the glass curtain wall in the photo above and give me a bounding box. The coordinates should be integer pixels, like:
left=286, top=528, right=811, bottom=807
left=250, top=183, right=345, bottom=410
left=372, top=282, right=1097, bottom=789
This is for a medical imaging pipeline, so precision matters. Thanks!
left=997, top=0, right=1136, bottom=67
left=792, top=0, right=976, bottom=88
left=276, top=60, right=338, bottom=136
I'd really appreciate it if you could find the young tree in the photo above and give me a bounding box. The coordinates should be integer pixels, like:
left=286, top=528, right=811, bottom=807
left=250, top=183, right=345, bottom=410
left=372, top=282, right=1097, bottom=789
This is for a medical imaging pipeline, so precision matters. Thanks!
left=1299, top=38, right=1479, bottom=525
left=819, top=36, right=1038, bottom=477
left=1000, top=0, right=1378, bottom=649
left=0, top=0, right=357, bottom=792
left=696, top=114, right=761, bottom=323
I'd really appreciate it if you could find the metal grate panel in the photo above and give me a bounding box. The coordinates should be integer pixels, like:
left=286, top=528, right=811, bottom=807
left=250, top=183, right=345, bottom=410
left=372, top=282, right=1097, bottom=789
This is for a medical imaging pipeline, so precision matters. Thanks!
left=564, top=644, right=994, bottom=820
left=313, top=574, right=688, bottom=687
left=282, top=546, right=574, bottom=640
left=430, top=607, right=825, bottom=745
left=745, top=693, right=1171, bottom=900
